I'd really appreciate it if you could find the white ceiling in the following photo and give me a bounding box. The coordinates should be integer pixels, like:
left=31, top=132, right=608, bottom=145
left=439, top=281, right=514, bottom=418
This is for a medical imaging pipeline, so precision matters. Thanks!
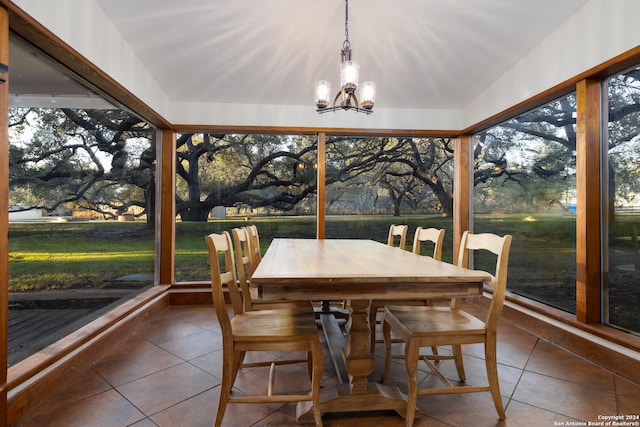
left=94, top=0, right=588, bottom=109
left=9, top=0, right=593, bottom=122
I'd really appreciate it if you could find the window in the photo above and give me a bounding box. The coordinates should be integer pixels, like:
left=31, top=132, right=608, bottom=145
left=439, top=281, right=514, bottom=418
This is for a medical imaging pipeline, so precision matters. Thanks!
left=324, top=136, right=454, bottom=256
left=604, top=67, right=640, bottom=334
left=174, top=133, right=318, bottom=282
left=8, top=93, right=156, bottom=365
left=473, top=94, right=577, bottom=313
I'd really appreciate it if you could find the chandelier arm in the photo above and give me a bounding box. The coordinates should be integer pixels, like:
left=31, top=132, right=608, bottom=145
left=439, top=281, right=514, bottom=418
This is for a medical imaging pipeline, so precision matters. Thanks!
left=332, top=91, right=343, bottom=109
left=351, top=91, right=361, bottom=110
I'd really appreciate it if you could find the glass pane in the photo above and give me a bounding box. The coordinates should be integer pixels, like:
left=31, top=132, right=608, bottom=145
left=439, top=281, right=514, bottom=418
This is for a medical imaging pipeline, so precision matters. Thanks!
left=174, top=133, right=317, bottom=282
left=8, top=42, right=156, bottom=365
left=473, top=94, right=577, bottom=313
left=605, top=67, right=640, bottom=334
left=325, top=136, right=455, bottom=260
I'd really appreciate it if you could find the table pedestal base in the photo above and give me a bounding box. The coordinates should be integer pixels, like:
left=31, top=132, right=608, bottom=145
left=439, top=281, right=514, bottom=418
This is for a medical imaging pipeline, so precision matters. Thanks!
left=296, top=382, right=419, bottom=423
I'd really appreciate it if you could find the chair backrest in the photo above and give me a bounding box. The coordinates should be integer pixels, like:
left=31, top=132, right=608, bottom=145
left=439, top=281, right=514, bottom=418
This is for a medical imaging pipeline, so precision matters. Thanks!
left=387, top=224, right=408, bottom=250
left=205, top=231, right=244, bottom=329
left=455, top=231, right=512, bottom=328
left=412, top=227, right=445, bottom=260
left=246, top=225, right=262, bottom=273
left=231, top=227, right=254, bottom=312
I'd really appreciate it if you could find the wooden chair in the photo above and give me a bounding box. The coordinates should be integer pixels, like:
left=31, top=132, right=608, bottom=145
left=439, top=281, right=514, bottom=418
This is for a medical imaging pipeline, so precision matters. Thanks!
left=246, top=224, right=262, bottom=273
left=412, top=226, right=445, bottom=258
left=387, top=224, right=408, bottom=249
left=369, top=227, right=445, bottom=351
left=381, top=231, right=512, bottom=425
left=231, top=227, right=310, bottom=311
left=205, top=231, right=324, bottom=427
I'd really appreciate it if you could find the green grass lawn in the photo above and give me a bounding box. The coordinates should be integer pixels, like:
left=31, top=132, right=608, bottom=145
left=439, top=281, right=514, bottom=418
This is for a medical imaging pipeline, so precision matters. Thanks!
left=8, top=213, right=576, bottom=291
left=9, top=222, right=156, bottom=291
left=8, top=212, right=638, bottom=338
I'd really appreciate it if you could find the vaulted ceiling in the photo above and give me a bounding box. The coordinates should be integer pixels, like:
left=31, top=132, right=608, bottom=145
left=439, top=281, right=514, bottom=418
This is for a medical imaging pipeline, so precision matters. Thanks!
left=10, top=0, right=627, bottom=130
left=93, top=0, right=587, bottom=110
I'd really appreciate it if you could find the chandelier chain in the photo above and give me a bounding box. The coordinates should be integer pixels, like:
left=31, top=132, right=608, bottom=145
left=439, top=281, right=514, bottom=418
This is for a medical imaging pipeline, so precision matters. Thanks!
left=343, top=0, right=350, bottom=50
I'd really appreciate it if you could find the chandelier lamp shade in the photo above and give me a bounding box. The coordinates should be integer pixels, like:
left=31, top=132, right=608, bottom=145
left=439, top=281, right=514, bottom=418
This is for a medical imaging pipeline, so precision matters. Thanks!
left=315, top=0, right=375, bottom=114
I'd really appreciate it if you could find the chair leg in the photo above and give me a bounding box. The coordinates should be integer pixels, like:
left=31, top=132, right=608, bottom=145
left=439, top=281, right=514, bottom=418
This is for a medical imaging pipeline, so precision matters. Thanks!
left=231, top=350, right=243, bottom=384
left=310, top=340, right=324, bottom=426
left=452, top=344, right=466, bottom=381
left=381, top=316, right=393, bottom=382
left=423, top=300, right=440, bottom=359
left=430, top=346, right=439, bottom=357
left=306, top=350, right=313, bottom=380
left=215, top=352, right=235, bottom=427
left=485, top=341, right=506, bottom=419
left=404, top=339, right=419, bottom=427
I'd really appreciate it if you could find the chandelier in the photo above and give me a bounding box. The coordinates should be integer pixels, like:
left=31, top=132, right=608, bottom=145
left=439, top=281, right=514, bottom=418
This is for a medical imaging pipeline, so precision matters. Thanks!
left=315, top=0, right=375, bottom=114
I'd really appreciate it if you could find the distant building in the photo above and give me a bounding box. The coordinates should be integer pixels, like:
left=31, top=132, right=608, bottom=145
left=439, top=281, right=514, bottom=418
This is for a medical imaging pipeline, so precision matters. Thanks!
left=8, top=205, right=44, bottom=220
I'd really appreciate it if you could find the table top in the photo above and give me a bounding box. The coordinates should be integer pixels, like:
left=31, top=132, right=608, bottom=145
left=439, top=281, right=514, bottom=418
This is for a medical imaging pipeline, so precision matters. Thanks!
left=251, top=238, right=491, bottom=300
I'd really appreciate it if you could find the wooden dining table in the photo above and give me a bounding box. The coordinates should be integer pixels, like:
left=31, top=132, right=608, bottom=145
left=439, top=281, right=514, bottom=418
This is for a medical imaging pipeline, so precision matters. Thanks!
left=251, top=238, right=491, bottom=423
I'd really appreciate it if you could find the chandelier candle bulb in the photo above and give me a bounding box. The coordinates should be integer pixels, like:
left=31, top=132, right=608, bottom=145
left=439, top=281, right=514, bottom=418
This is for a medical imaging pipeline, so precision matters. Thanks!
left=361, top=81, right=376, bottom=109
left=340, top=61, right=359, bottom=92
left=315, top=80, right=331, bottom=109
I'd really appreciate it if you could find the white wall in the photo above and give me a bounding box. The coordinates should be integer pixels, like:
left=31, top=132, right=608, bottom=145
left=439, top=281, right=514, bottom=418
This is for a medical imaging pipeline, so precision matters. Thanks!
left=169, top=101, right=464, bottom=131
left=463, top=0, right=640, bottom=129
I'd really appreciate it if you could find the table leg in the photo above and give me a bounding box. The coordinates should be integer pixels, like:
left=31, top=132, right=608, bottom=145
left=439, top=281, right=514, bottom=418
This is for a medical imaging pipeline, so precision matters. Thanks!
left=297, top=299, right=417, bottom=423
left=343, top=299, right=376, bottom=390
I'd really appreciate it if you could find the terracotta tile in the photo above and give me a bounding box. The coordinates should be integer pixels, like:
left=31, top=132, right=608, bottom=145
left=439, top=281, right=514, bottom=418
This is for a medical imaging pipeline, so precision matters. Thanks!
left=129, top=418, right=159, bottom=427
left=502, top=399, right=583, bottom=426
left=417, top=391, right=508, bottom=426
left=134, top=316, right=215, bottom=346
left=21, top=389, right=146, bottom=427
left=189, top=348, right=224, bottom=377
left=525, top=340, right=615, bottom=391
left=617, top=394, right=640, bottom=417
left=117, top=362, right=217, bottom=415
left=153, top=382, right=288, bottom=427
left=150, top=387, right=217, bottom=427
left=421, top=354, right=523, bottom=398
left=374, top=355, right=430, bottom=394
left=511, top=371, right=617, bottom=420
left=14, top=305, right=638, bottom=427
left=157, top=328, right=222, bottom=360
left=243, top=405, right=299, bottom=426
left=92, top=337, right=184, bottom=386
left=179, top=305, right=221, bottom=330
left=26, top=368, right=113, bottom=417
left=231, top=358, right=316, bottom=396
left=615, top=375, right=640, bottom=400
left=460, top=325, right=538, bottom=370
left=221, top=402, right=288, bottom=427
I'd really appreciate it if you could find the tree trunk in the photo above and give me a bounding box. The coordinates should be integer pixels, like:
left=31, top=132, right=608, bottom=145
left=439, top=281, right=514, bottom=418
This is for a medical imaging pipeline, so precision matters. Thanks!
left=145, top=180, right=155, bottom=229
left=179, top=207, right=210, bottom=222
left=393, top=201, right=401, bottom=216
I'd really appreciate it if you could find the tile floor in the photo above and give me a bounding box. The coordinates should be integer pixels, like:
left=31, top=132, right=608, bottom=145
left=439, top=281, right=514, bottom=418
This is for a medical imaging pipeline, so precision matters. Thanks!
left=15, top=302, right=640, bottom=427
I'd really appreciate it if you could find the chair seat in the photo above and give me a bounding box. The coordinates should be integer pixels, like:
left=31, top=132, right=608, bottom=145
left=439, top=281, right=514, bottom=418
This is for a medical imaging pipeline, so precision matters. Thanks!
left=231, top=308, right=320, bottom=341
left=384, top=306, right=486, bottom=338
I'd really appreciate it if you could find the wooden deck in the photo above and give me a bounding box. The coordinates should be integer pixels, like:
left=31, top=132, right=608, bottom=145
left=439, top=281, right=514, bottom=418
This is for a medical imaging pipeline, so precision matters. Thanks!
left=7, top=289, right=138, bottom=366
